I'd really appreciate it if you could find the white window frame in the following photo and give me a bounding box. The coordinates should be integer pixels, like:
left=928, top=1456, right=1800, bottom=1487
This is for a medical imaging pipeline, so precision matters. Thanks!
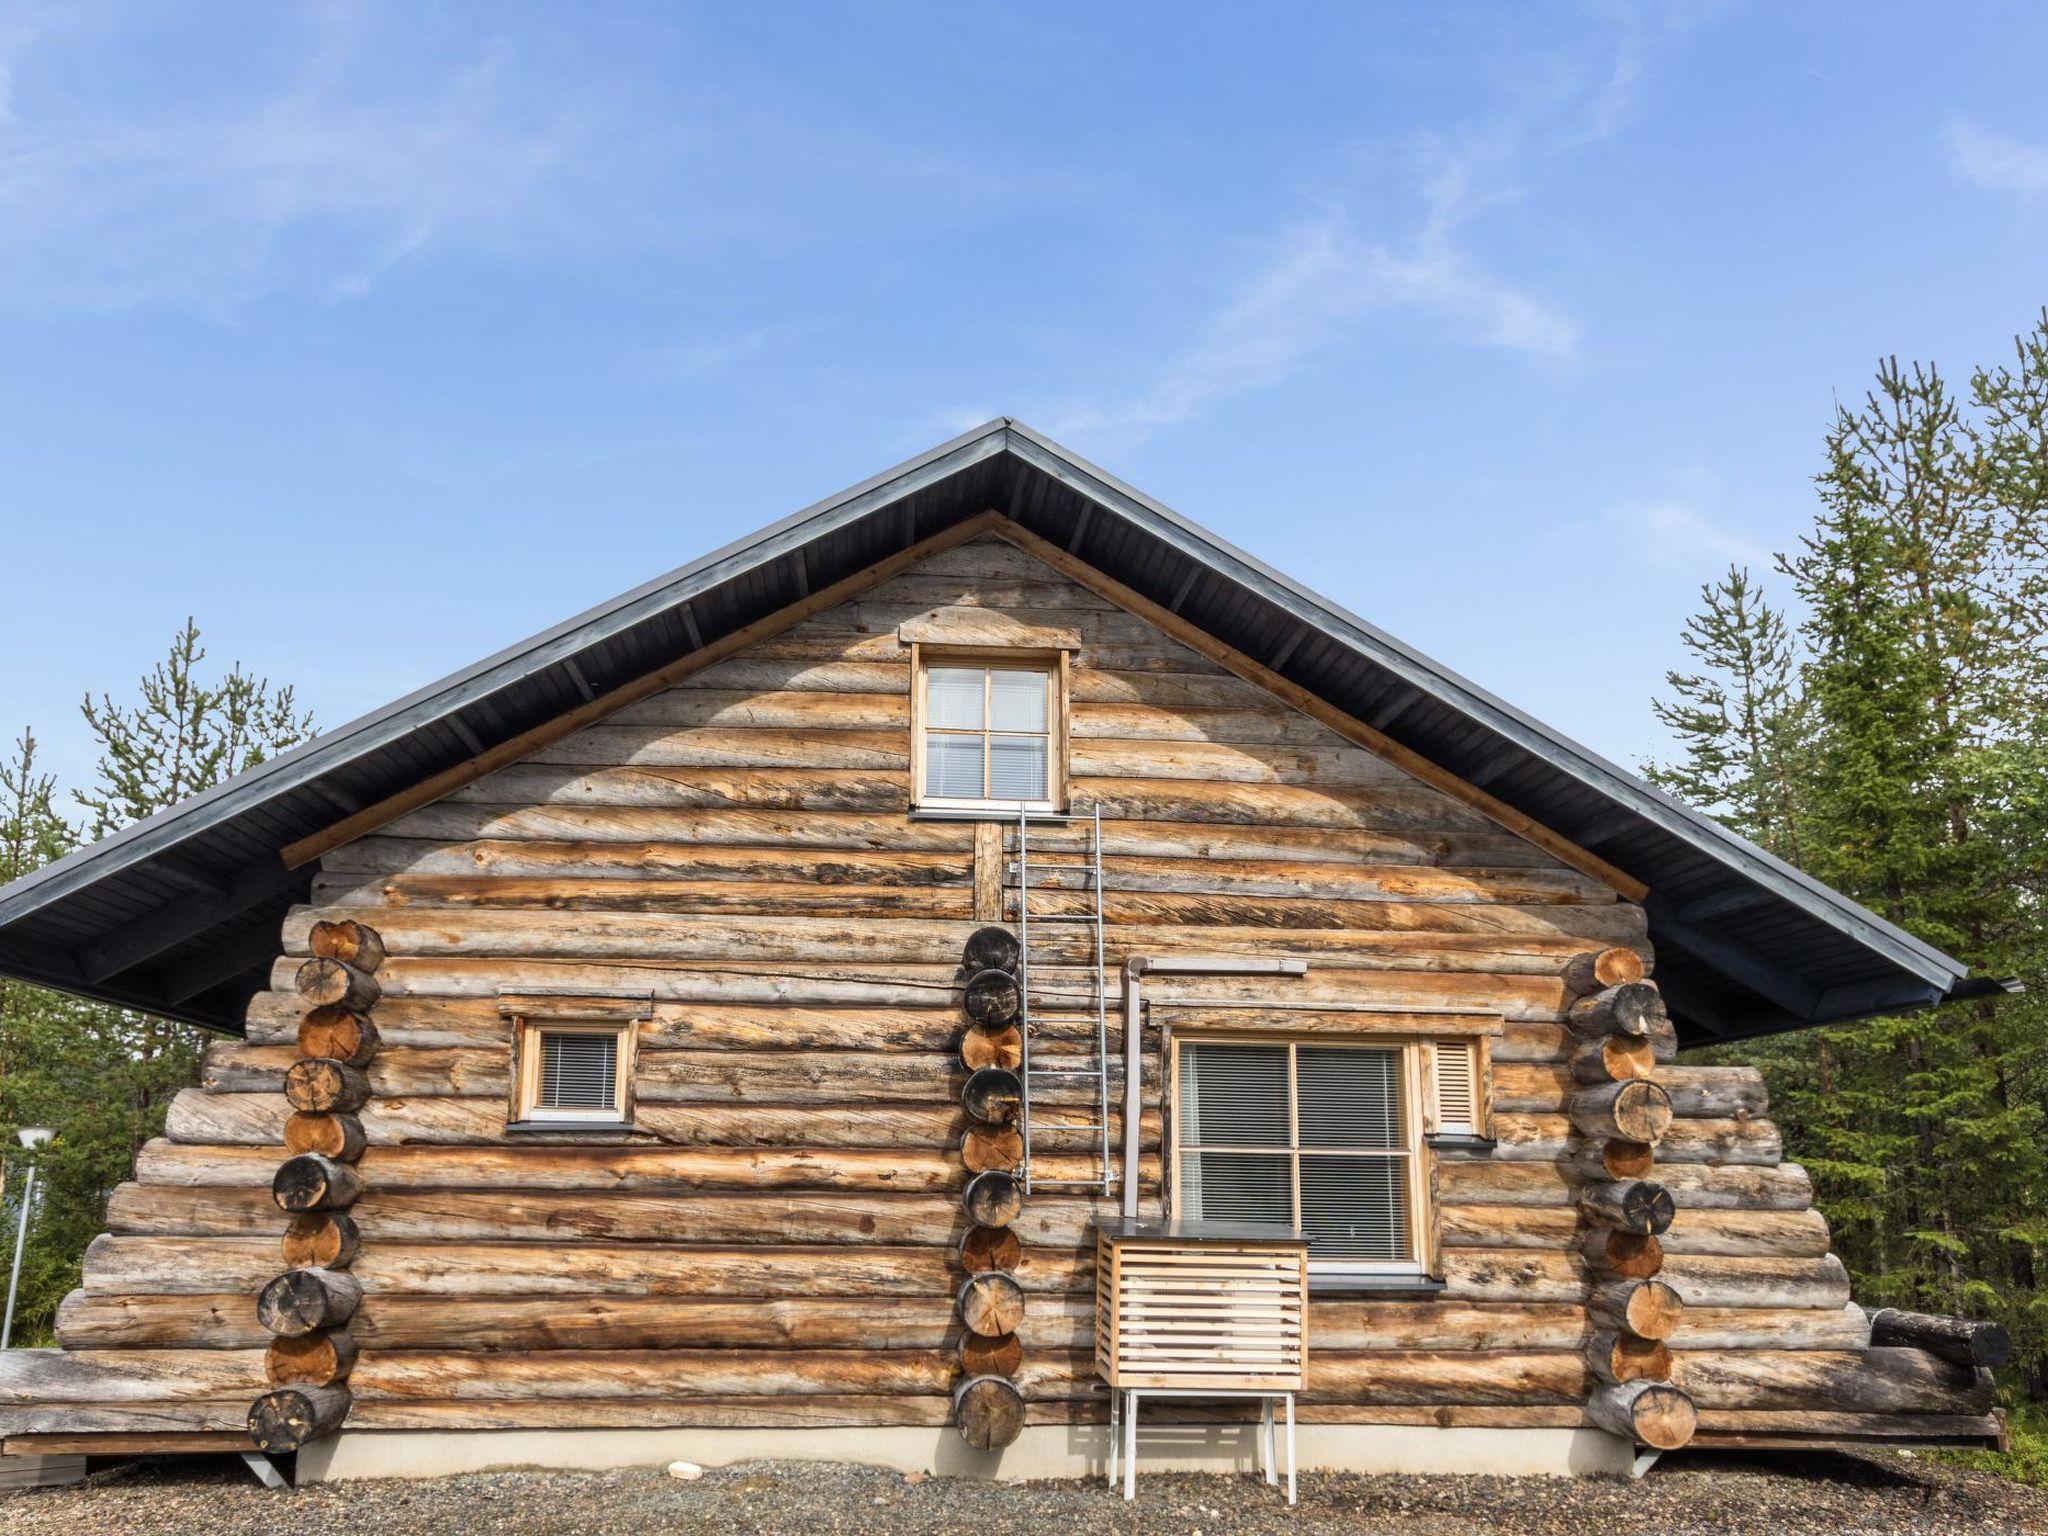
left=1169, top=1033, right=1433, bottom=1280
left=909, top=645, right=1068, bottom=816
left=510, top=1017, right=637, bottom=1127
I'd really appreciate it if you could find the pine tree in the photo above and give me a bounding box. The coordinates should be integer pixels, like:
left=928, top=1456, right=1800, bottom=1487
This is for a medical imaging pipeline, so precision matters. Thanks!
left=0, top=625, right=315, bottom=1344
left=1651, top=316, right=2048, bottom=1398
left=1647, top=566, right=1804, bottom=860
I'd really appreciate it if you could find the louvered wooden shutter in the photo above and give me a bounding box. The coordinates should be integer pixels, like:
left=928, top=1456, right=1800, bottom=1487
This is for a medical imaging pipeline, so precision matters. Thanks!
left=1431, top=1040, right=1479, bottom=1136
left=540, top=1030, right=619, bottom=1111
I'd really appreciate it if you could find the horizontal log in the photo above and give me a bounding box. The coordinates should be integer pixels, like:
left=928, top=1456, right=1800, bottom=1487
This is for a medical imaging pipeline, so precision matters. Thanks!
left=265, top=1329, right=358, bottom=1388
left=60, top=1293, right=1100, bottom=1352
left=1672, top=1347, right=1993, bottom=1415
left=282, top=1213, right=360, bottom=1270
left=249, top=1384, right=349, bottom=1453
left=244, top=994, right=1108, bottom=1053
left=1566, top=983, right=1662, bottom=1039
left=1587, top=1329, right=1672, bottom=1385
left=1444, top=1250, right=1852, bottom=1310
left=271, top=1153, right=360, bottom=1213
left=1587, top=1380, right=1696, bottom=1449
left=1493, top=1114, right=1781, bottom=1165
left=1562, top=947, right=1645, bottom=996
left=327, top=848, right=1609, bottom=908
left=1867, top=1308, right=2013, bottom=1369
left=1568, top=1081, right=1672, bottom=1143
left=1441, top=1205, right=1830, bottom=1258
left=280, top=907, right=1625, bottom=976
left=1435, top=1160, right=1813, bottom=1211
left=1496, top=1064, right=1768, bottom=1118
left=1675, top=1302, right=1871, bottom=1352
left=278, top=956, right=1578, bottom=1020
left=110, top=1183, right=1124, bottom=1248
left=1690, top=1409, right=2005, bottom=1440
left=257, top=1268, right=362, bottom=1337
left=1589, top=1280, right=1683, bottom=1341
left=0, top=1348, right=266, bottom=1403
left=201, top=1044, right=1138, bottom=1111
left=283, top=1113, right=366, bottom=1162
left=136, top=1139, right=1145, bottom=1196
left=168, top=1088, right=1137, bottom=1154
left=283, top=1058, right=370, bottom=1114
left=294, top=957, right=379, bottom=1013
left=83, top=1235, right=1102, bottom=1299
left=1576, top=1180, right=1674, bottom=1236
left=298, top=1007, right=380, bottom=1067
left=308, top=918, right=385, bottom=973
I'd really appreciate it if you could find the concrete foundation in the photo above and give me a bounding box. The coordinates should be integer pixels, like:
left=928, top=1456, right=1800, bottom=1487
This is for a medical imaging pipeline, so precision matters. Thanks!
left=295, top=1423, right=1636, bottom=1483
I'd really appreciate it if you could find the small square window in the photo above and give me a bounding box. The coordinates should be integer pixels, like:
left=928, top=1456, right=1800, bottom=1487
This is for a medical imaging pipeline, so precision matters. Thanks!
left=912, top=652, right=1065, bottom=814
left=511, top=1018, right=635, bottom=1126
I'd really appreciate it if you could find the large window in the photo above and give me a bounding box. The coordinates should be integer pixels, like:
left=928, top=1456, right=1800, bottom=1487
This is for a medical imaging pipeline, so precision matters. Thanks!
left=1173, top=1037, right=1432, bottom=1276
left=912, top=652, right=1063, bottom=812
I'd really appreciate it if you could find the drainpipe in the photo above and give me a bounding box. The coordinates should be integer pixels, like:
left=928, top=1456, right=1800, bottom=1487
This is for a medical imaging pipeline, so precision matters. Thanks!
left=1121, top=956, right=1310, bottom=1220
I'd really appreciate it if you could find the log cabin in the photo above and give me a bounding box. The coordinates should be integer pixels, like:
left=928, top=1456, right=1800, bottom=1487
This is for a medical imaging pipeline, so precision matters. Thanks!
left=0, top=420, right=2016, bottom=1484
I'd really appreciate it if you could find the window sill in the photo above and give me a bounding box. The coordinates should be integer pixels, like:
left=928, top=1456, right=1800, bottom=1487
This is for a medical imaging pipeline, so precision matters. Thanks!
left=504, top=1119, right=635, bottom=1136
left=909, top=804, right=1065, bottom=822
left=1307, top=1273, right=1449, bottom=1298
left=1425, top=1133, right=1498, bottom=1157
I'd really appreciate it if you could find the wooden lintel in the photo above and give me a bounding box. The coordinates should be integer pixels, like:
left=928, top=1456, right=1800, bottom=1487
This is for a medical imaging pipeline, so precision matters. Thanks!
left=277, top=511, right=1006, bottom=870
left=986, top=518, right=1650, bottom=902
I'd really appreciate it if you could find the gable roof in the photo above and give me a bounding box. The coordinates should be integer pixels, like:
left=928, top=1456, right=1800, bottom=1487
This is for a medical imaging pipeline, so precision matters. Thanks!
left=0, top=419, right=2009, bottom=1041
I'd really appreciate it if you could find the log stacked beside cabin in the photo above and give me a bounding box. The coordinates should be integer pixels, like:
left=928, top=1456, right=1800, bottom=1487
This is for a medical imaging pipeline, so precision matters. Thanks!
left=248, top=919, right=384, bottom=1455
left=1564, top=947, right=1698, bottom=1452
left=954, top=925, right=1028, bottom=1450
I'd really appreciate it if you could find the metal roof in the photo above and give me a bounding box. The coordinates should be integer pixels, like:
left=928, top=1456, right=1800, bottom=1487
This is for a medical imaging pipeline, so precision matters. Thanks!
left=0, top=419, right=2007, bottom=1041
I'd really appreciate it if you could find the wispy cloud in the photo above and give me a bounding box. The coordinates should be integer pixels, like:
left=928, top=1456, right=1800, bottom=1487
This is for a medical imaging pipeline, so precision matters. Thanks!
left=1045, top=7, right=1663, bottom=445
left=0, top=6, right=985, bottom=317
left=1602, top=499, right=1769, bottom=572
left=0, top=8, right=591, bottom=313
left=1947, top=120, right=2048, bottom=198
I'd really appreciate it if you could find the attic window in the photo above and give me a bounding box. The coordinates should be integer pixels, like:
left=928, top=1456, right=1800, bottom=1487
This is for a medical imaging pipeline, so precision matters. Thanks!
left=911, top=649, right=1066, bottom=815
left=510, top=1018, right=636, bottom=1127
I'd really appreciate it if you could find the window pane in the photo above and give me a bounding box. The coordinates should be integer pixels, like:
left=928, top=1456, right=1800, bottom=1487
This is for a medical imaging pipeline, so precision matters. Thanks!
left=926, top=666, right=984, bottom=729
left=925, top=734, right=985, bottom=799
left=540, top=1031, right=618, bottom=1110
left=1298, top=1045, right=1401, bottom=1149
left=1180, top=1150, right=1291, bottom=1226
left=1301, top=1154, right=1409, bottom=1261
left=1179, top=1043, right=1288, bottom=1146
left=987, top=735, right=1048, bottom=801
left=989, top=669, right=1047, bottom=731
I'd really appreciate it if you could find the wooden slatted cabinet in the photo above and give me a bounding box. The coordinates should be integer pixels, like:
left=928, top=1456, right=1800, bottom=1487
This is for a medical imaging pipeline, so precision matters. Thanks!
left=1095, top=1220, right=1308, bottom=1392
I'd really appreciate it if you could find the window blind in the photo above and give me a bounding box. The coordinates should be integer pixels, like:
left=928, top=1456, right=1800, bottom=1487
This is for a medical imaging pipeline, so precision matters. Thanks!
left=540, top=1030, right=618, bottom=1111
left=1176, top=1040, right=1415, bottom=1266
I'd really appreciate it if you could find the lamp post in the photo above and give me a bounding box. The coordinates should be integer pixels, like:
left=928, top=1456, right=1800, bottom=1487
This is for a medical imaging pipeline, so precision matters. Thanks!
left=3, top=1128, right=54, bottom=1350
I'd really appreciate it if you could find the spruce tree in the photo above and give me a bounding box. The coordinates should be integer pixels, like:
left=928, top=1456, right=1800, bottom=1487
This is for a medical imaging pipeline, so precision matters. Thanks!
left=0, top=625, right=314, bottom=1343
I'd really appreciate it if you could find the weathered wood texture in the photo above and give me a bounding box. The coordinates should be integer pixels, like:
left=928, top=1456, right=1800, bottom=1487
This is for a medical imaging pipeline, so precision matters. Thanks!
left=14, top=533, right=1924, bottom=1442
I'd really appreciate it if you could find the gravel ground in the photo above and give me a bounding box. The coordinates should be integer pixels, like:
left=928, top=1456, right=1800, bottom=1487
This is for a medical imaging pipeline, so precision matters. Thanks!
left=3, top=1451, right=2045, bottom=1536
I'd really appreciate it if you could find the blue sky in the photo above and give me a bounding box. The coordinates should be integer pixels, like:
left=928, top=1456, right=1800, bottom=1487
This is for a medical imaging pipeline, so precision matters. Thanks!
left=3, top=2, right=2046, bottom=798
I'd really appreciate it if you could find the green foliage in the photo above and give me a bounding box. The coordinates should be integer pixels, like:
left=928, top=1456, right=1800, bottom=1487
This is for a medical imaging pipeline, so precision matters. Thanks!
left=1938, top=1401, right=2048, bottom=1487
left=1659, top=312, right=2048, bottom=1404
left=0, top=624, right=312, bottom=1345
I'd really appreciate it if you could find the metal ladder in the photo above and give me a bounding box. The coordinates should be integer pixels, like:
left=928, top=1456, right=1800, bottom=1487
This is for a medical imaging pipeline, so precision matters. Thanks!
left=1013, top=804, right=1113, bottom=1196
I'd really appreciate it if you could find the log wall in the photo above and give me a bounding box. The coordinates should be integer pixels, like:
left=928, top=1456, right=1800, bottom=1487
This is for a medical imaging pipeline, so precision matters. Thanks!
left=7, top=532, right=1991, bottom=1447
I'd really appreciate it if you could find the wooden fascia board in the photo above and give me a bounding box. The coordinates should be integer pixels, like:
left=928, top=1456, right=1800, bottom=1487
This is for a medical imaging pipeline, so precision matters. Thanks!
left=276, top=510, right=1006, bottom=870
left=983, top=516, right=1649, bottom=902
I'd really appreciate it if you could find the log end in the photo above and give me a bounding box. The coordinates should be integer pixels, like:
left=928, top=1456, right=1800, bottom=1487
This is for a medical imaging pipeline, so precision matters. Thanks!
left=248, top=1385, right=351, bottom=1454
left=952, top=1375, right=1026, bottom=1451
